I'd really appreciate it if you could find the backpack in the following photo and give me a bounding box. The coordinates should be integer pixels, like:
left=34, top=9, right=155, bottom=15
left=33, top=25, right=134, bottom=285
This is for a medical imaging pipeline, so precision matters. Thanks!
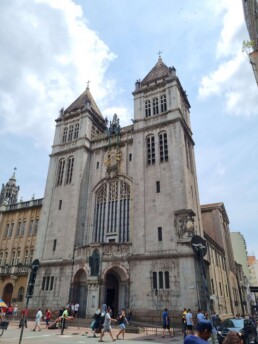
left=100, top=312, right=105, bottom=325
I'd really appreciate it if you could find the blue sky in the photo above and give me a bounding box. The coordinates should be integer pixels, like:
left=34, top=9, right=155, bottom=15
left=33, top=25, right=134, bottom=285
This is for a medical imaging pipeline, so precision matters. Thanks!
left=0, top=0, right=257, bottom=257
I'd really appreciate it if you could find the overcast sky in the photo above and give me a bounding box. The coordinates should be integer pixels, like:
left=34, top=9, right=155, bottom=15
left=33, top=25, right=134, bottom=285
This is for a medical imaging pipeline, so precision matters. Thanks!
left=1, top=0, right=257, bottom=257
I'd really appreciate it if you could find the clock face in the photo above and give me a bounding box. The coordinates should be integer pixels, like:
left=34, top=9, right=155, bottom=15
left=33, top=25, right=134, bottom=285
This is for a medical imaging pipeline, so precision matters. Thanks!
left=104, top=148, right=121, bottom=167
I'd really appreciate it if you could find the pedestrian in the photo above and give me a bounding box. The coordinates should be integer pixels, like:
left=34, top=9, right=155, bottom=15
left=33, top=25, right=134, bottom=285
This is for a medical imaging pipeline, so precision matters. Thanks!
left=61, top=307, right=69, bottom=335
left=185, top=309, right=194, bottom=335
left=92, top=306, right=101, bottom=337
left=45, top=308, right=52, bottom=328
left=33, top=308, right=43, bottom=331
left=98, top=307, right=117, bottom=342
left=20, top=307, right=28, bottom=328
left=196, top=309, right=206, bottom=323
left=182, top=308, right=187, bottom=336
left=127, top=309, right=132, bottom=322
left=74, top=302, right=80, bottom=317
left=13, top=304, right=18, bottom=320
left=161, top=308, right=172, bottom=338
left=116, top=309, right=129, bottom=340
left=184, top=321, right=212, bottom=344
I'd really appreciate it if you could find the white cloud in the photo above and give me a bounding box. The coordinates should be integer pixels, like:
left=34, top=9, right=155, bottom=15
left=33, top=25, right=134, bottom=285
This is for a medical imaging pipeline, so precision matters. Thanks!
left=198, top=0, right=258, bottom=118
left=0, top=0, right=116, bottom=146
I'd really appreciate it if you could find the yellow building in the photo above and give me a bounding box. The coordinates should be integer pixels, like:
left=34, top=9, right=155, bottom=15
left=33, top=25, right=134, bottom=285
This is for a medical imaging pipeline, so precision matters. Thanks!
left=0, top=173, right=42, bottom=307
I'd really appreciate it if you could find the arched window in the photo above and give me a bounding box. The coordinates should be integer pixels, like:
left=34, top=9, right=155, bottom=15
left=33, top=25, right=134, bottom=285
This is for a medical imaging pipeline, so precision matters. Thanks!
left=56, top=159, right=65, bottom=186
left=68, top=125, right=74, bottom=141
left=74, top=123, right=79, bottom=139
left=160, top=94, right=167, bottom=112
left=62, top=127, right=68, bottom=143
left=66, top=156, right=74, bottom=184
left=18, top=287, right=24, bottom=302
left=159, top=132, right=168, bottom=162
left=24, top=249, right=29, bottom=265
left=93, top=180, right=131, bottom=243
left=145, top=100, right=151, bottom=117
left=153, top=97, right=159, bottom=115
left=147, top=135, right=155, bottom=165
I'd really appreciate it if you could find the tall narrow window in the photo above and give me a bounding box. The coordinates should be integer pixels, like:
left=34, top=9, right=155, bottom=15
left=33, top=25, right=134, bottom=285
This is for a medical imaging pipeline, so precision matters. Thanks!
left=16, top=249, right=21, bottom=264
left=58, top=200, right=62, bottom=210
left=20, top=221, right=26, bottom=236
left=24, top=250, right=28, bottom=265
left=42, top=277, right=46, bottom=291
left=4, top=224, right=9, bottom=238
left=160, top=95, right=167, bottom=112
left=74, top=123, right=79, bottom=139
left=165, top=271, right=170, bottom=289
left=219, top=282, right=223, bottom=296
left=50, top=276, right=54, bottom=290
left=33, top=219, right=39, bottom=234
left=0, top=251, right=3, bottom=266
left=11, top=251, right=16, bottom=265
left=158, top=227, right=162, bottom=241
left=29, top=249, right=34, bottom=263
left=153, top=98, right=159, bottom=115
left=9, top=223, right=14, bottom=237
left=129, top=153, right=132, bottom=161
left=18, top=287, right=24, bottom=302
left=159, top=271, right=164, bottom=289
left=153, top=272, right=157, bottom=289
left=29, top=220, right=34, bottom=235
left=66, top=156, right=74, bottom=184
left=68, top=125, right=74, bottom=141
left=56, top=159, right=65, bottom=186
left=159, top=132, right=168, bottom=162
left=53, top=239, right=57, bottom=251
left=156, top=181, right=160, bottom=193
left=147, top=136, right=155, bottom=165
left=16, top=222, right=22, bottom=236
left=145, top=100, right=151, bottom=117
left=46, top=276, right=50, bottom=290
left=62, top=127, right=68, bottom=143
left=3, top=251, right=8, bottom=265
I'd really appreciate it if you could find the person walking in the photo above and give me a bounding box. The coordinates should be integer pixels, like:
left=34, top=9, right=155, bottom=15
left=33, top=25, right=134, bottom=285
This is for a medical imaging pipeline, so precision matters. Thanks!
left=116, top=309, right=129, bottom=340
left=13, top=305, right=18, bottom=320
left=196, top=309, right=206, bottom=323
left=33, top=308, right=43, bottom=331
left=98, top=307, right=117, bottom=342
left=61, top=307, right=69, bottom=335
left=184, top=321, right=212, bottom=344
left=45, top=308, right=52, bottom=328
left=20, top=307, right=28, bottom=328
left=182, top=308, right=187, bottom=336
left=185, top=309, right=194, bottom=335
left=161, top=308, right=172, bottom=338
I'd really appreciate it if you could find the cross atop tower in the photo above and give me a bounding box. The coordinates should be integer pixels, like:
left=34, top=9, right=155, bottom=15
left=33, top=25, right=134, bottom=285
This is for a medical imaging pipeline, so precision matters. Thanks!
left=157, top=51, right=162, bottom=59
left=86, top=80, right=91, bottom=89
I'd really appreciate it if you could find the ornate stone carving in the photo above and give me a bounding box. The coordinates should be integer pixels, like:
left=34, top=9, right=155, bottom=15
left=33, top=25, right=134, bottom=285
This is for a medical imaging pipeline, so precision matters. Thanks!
left=89, top=250, right=100, bottom=276
left=104, top=147, right=121, bottom=179
left=174, top=209, right=196, bottom=240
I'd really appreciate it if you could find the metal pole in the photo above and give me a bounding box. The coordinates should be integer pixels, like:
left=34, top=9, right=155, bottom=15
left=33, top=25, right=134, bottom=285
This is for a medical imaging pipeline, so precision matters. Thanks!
left=18, top=296, right=30, bottom=344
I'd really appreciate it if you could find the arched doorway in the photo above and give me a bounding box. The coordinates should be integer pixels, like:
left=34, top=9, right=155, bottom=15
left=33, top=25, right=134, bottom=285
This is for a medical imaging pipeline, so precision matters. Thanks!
left=105, top=272, right=119, bottom=317
left=3, top=283, right=13, bottom=304
left=70, top=269, right=87, bottom=317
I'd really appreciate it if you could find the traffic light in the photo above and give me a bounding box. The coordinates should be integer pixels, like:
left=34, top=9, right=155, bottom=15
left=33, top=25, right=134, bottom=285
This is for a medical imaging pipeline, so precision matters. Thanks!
left=26, top=259, right=40, bottom=298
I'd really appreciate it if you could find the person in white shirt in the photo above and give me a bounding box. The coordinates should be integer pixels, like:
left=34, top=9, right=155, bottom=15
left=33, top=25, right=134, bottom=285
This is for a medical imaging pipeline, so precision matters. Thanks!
left=185, top=309, right=194, bottom=335
left=74, top=303, right=80, bottom=317
left=33, top=308, right=43, bottom=331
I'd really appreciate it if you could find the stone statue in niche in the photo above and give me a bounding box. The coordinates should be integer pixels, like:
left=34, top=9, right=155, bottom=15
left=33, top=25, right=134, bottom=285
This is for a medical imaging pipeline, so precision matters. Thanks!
left=174, top=209, right=196, bottom=240
left=89, top=250, right=100, bottom=276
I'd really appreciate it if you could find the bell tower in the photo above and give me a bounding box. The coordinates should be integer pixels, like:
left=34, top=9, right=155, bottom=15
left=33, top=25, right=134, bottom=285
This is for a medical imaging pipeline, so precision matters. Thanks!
left=0, top=169, right=19, bottom=205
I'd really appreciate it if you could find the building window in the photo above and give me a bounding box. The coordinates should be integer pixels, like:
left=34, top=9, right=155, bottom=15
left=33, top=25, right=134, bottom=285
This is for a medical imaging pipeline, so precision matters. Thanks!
left=153, top=97, right=159, bottom=115
left=66, top=156, right=74, bottom=184
left=153, top=272, right=157, bottom=289
left=50, top=276, right=54, bottom=290
left=16, top=249, right=21, bottom=264
left=18, top=287, right=24, bottom=302
left=96, top=162, right=99, bottom=169
left=156, top=181, right=160, bottom=193
left=0, top=251, right=3, bottom=266
left=129, top=153, right=132, bottom=161
left=11, top=251, right=16, bottom=265
left=145, top=100, right=151, bottom=117
left=29, top=249, right=34, bottom=263
left=158, top=227, right=162, bottom=241
left=93, top=180, right=131, bottom=243
left=62, top=127, right=68, bottom=143
left=20, top=221, right=26, bottom=236
left=16, top=222, right=22, bottom=236
left=58, top=200, right=62, bottom=210
left=53, top=239, right=57, bottom=251
left=46, top=276, right=50, bottom=290
left=160, top=95, right=167, bottom=112
left=33, top=219, right=39, bottom=235
left=74, top=123, right=79, bottom=139
left=159, top=132, right=168, bottom=162
left=4, top=224, right=9, bottom=238
left=147, top=136, right=155, bottom=165
left=225, top=284, right=229, bottom=297
left=9, top=223, right=14, bottom=237
left=29, top=220, right=34, bottom=235
left=24, top=250, right=28, bottom=265
left=3, top=251, right=8, bottom=265
left=56, top=159, right=65, bottom=186
left=165, top=271, right=170, bottom=289
left=159, top=271, right=163, bottom=289
left=219, top=282, right=223, bottom=296
left=68, top=125, right=74, bottom=141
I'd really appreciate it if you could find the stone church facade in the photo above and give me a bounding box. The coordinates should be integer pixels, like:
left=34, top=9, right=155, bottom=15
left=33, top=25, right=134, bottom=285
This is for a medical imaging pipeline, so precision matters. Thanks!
left=31, top=57, right=206, bottom=319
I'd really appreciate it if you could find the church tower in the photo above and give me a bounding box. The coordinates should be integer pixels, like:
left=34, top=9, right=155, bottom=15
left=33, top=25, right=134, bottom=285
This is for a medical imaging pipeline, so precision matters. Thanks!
left=0, top=170, right=19, bottom=205
left=32, top=58, right=206, bottom=319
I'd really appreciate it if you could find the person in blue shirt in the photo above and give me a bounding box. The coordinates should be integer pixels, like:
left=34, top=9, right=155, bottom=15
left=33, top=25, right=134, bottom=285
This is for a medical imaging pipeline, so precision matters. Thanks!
left=184, top=321, right=212, bottom=344
left=162, top=308, right=172, bottom=338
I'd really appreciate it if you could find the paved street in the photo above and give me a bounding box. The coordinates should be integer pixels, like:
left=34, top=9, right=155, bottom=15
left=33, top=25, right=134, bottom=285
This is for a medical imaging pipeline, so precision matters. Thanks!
left=1, top=321, right=186, bottom=344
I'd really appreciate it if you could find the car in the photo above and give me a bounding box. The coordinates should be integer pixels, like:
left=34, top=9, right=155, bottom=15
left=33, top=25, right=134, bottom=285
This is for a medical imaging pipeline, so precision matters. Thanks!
left=217, top=318, right=257, bottom=344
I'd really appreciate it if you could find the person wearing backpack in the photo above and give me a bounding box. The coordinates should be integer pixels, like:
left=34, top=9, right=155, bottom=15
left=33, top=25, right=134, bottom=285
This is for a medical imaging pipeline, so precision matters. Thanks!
left=98, top=307, right=117, bottom=342
left=91, top=306, right=101, bottom=337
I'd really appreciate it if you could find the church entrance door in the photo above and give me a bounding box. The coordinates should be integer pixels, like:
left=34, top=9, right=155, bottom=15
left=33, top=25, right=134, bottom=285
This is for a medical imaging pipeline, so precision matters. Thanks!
left=105, top=273, right=119, bottom=317
left=3, top=283, right=13, bottom=304
left=70, top=269, right=87, bottom=317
